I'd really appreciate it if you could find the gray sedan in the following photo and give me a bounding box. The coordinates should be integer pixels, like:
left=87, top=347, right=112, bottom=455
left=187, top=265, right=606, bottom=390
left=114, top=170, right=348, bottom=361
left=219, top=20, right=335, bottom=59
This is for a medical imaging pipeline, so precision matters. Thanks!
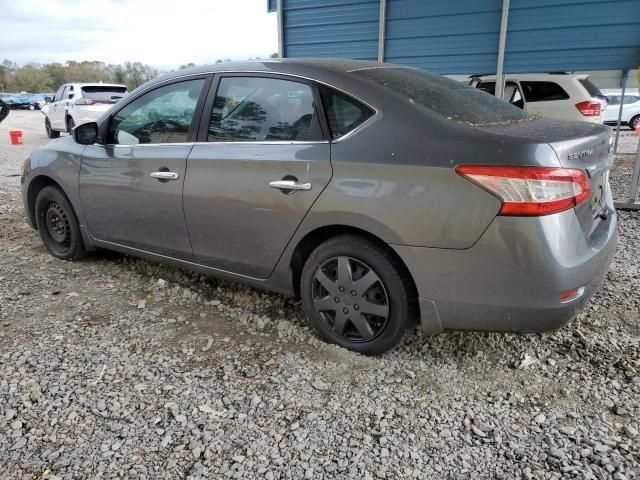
left=21, top=60, right=617, bottom=355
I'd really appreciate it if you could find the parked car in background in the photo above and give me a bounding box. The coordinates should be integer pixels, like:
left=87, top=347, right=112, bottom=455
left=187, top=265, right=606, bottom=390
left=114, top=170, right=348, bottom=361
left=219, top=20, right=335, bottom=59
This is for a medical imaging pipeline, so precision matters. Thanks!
left=601, top=89, right=640, bottom=130
left=27, top=93, right=53, bottom=110
left=470, top=73, right=608, bottom=123
left=3, top=93, right=32, bottom=109
left=41, top=83, right=128, bottom=138
left=21, top=60, right=617, bottom=355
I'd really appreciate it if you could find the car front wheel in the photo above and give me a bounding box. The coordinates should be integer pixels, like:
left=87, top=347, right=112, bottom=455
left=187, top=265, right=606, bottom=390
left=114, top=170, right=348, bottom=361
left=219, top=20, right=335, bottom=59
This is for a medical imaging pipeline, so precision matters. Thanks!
left=630, top=115, right=640, bottom=131
left=34, top=186, right=87, bottom=261
left=45, top=117, right=60, bottom=139
left=300, top=235, right=414, bottom=355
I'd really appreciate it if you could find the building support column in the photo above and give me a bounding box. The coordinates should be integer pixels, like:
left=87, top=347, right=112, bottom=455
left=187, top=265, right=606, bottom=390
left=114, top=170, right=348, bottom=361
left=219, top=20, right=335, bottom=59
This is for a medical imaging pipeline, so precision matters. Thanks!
left=377, top=0, right=387, bottom=63
left=495, top=0, right=510, bottom=100
left=277, top=0, right=284, bottom=58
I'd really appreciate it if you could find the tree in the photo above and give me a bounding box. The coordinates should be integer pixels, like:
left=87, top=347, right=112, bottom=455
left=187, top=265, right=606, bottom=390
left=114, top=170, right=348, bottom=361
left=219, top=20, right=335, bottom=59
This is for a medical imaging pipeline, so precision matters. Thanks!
left=179, top=62, right=196, bottom=70
left=270, top=53, right=280, bottom=58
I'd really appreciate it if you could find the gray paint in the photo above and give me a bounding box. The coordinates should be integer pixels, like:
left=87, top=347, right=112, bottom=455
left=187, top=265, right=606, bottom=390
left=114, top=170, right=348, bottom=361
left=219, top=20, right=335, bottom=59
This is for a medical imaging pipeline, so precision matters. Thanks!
left=21, top=59, right=618, bottom=334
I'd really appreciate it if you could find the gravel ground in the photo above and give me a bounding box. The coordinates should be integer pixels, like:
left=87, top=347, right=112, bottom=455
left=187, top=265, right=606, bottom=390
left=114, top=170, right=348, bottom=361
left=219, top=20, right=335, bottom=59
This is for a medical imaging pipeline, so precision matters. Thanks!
left=1, top=110, right=639, bottom=479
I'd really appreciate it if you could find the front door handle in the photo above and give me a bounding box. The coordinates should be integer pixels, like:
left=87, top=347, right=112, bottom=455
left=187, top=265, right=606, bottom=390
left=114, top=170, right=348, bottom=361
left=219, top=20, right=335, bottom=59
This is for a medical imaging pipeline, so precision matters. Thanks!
left=269, top=180, right=312, bottom=191
left=150, top=171, right=180, bottom=180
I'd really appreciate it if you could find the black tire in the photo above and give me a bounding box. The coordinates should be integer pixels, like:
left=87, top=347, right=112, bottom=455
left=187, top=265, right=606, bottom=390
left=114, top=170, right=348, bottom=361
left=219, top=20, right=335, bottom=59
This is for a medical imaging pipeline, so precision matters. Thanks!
left=66, top=116, right=75, bottom=134
left=45, top=117, right=60, bottom=139
left=34, top=186, right=87, bottom=261
left=630, top=115, right=640, bottom=131
left=300, top=235, right=414, bottom=355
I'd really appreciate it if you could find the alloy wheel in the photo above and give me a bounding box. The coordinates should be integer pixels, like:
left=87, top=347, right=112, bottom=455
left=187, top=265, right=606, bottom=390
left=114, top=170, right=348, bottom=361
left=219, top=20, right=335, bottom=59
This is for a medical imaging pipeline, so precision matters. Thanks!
left=311, top=256, right=390, bottom=342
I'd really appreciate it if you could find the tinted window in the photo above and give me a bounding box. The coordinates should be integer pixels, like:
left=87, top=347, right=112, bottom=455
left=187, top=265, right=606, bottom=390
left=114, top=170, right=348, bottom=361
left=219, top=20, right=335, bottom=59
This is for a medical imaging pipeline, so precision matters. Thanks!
left=624, top=95, right=640, bottom=104
left=578, top=78, right=603, bottom=98
left=607, top=95, right=620, bottom=106
left=82, top=86, right=128, bottom=103
left=108, top=79, right=204, bottom=145
left=354, top=68, right=529, bottom=124
left=208, top=77, right=318, bottom=142
left=477, top=82, right=495, bottom=95
left=520, top=81, right=570, bottom=102
left=319, top=86, right=374, bottom=139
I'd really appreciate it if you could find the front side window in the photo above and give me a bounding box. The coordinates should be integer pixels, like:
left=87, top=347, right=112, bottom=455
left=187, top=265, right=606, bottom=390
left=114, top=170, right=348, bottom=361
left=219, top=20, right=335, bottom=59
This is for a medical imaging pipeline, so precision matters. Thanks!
left=319, top=85, right=374, bottom=139
left=520, top=81, right=570, bottom=102
left=107, top=79, right=204, bottom=145
left=53, top=86, right=65, bottom=102
left=208, top=76, right=318, bottom=142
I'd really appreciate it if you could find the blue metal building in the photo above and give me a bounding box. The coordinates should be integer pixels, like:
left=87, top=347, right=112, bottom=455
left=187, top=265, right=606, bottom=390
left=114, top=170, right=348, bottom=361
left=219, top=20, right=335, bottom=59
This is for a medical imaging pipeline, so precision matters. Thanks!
left=268, top=0, right=640, bottom=75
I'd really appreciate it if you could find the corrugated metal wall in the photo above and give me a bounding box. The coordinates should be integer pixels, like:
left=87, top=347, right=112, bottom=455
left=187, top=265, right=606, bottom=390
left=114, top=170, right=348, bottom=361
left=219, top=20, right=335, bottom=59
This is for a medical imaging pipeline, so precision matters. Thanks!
left=281, top=0, right=380, bottom=60
left=384, top=0, right=503, bottom=74
left=269, top=0, right=640, bottom=74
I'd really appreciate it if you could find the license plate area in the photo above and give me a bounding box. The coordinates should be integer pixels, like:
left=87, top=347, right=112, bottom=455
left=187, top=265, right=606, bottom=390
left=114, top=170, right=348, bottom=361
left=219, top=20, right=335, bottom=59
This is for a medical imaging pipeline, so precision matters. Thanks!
left=590, top=170, right=608, bottom=217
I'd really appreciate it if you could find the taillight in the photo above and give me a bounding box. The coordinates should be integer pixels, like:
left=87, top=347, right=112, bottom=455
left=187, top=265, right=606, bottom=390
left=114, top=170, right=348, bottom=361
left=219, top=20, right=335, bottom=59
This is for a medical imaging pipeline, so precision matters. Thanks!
left=455, top=165, right=590, bottom=216
left=575, top=100, right=601, bottom=116
left=75, top=98, right=95, bottom=105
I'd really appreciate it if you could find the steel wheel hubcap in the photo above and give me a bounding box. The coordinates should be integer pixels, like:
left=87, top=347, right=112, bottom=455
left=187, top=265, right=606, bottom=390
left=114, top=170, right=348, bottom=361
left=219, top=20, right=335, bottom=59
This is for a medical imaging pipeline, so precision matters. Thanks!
left=45, top=202, right=70, bottom=246
left=312, top=256, right=389, bottom=342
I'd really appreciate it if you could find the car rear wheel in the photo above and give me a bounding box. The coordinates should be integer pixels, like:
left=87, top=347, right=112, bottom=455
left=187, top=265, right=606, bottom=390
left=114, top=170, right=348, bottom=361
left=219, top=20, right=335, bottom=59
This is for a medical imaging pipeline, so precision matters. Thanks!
left=45, top=117, right=60, bottom=139
left=630, top=115, right=640, bottom=131
left=300, top=235, right=413, bottom=355
left=66, top=116, right=75, bottom=134
left=35, top=186, right=87, bottom=261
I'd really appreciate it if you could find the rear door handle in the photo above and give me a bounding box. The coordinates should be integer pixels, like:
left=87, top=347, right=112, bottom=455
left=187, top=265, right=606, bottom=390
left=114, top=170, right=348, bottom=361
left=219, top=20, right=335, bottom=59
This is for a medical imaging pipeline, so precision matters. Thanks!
left=150, top=171, right=180, bottom=180
left=269, top=180, right=312, bottom=191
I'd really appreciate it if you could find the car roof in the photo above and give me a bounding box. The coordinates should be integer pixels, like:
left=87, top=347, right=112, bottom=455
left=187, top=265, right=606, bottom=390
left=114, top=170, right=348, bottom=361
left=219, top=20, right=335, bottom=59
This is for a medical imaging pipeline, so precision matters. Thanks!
left=475, top=73, right=589, bottom=81
left=150, top=59, right=407, bottom=86
left=68, top=83, right=128, bottom=88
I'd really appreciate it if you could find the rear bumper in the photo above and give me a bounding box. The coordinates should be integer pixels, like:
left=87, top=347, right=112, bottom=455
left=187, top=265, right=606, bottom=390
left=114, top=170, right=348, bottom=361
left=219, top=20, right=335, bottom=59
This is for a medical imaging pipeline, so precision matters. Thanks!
left=393, top=206, right=618, bottom=333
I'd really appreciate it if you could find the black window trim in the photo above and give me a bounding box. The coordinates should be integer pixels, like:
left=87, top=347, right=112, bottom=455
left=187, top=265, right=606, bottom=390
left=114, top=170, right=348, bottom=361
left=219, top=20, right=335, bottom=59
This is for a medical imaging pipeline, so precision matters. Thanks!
left=97, top=74, right=212, bottom=146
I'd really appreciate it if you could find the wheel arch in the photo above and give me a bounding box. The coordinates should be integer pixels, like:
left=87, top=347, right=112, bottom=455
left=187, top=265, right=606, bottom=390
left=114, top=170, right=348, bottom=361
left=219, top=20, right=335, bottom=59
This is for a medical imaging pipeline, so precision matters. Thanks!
left=26, top=175, right=68, bottom=229
left=288, top=224, right=419, bottom=305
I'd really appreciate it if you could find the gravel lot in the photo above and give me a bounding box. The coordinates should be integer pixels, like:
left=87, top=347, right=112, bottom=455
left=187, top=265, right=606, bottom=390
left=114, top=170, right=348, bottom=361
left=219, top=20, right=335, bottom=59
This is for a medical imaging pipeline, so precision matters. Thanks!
left=1, top=110, right=639, bottom=479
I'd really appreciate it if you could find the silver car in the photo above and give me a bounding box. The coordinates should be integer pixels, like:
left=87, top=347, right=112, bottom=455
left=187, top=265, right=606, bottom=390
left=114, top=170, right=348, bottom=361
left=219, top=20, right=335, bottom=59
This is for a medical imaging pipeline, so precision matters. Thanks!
left=21, top=60, right=617, bottom=355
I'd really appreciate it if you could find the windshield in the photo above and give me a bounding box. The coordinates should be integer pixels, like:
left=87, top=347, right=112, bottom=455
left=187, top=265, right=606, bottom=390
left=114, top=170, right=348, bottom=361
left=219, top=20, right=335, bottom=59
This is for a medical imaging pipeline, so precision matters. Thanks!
left=81, top=86, right=128, bottom=102
left=352, top=67, right=530, bottom=125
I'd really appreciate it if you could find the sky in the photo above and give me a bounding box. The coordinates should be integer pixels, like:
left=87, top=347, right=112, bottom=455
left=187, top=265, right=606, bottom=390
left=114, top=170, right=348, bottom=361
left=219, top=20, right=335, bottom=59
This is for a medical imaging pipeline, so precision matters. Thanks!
left=0, top=0, right=278, bottom=69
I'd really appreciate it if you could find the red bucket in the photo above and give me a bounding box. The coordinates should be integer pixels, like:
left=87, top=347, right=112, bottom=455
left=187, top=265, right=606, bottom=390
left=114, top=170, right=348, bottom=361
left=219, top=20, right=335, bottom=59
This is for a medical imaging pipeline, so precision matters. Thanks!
left=9, top=130, right=23, bottom=145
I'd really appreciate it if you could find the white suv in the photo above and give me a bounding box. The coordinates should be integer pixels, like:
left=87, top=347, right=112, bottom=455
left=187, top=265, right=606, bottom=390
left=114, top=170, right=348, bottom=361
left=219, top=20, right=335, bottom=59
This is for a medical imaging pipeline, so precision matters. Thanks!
left=42, top=83, right=128, bottom=138
left=601, top=89, right=640, bottom=130
left=470, top=73, right=607, bottom=123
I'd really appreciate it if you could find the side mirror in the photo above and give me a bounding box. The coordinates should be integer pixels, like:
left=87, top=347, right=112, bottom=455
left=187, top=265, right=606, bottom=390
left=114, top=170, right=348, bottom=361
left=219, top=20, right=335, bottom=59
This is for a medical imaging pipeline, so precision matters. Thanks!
left=73, top=122, right=98, bottom=145
left=45, top=96, right=53, bottom=103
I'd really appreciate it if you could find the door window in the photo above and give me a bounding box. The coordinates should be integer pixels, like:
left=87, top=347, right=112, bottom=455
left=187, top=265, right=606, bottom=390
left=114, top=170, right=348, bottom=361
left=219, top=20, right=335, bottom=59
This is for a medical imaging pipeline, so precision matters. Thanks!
left=53, top=86, right=65, bottom=102
left=107, top=79, right=205, bottom=145
left=208, top=77, right=320, bottom=142
left=520, top=81, right=570, bottom=102
left=318, top=85, right=374, bottom=139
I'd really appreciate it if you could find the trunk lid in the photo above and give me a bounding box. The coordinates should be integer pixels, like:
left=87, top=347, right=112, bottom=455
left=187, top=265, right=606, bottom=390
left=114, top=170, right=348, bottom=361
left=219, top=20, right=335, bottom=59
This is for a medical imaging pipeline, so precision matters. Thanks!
left=476, top=117, right=613, bottom=227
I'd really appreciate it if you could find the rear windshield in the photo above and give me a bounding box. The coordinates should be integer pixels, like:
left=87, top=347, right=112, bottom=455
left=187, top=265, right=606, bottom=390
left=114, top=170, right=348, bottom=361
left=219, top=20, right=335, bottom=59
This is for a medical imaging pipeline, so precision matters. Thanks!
left=578, top=79, right=603, bottom=98
left=353, top=68, right=529, bottom=125
left=81, top=86, right=128, bottom=102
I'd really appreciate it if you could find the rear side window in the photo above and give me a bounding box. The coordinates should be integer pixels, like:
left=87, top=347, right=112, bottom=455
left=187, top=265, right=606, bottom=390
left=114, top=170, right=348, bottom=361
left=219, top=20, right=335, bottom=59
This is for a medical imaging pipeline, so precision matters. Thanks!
left=318, top=86, right=374, bottom=139
left=578, top=78, right=603, bottom=98
left=520, top=81, right=570, bottom=102
left=82, top=86, right=128, bottom=103
left=354, top=68, right=529, bottom=125
left=208, top=76, right=321, bottom=142
left=477, top=82, right=496, bottom=95
left=607, top=95, right=620, bottom=106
